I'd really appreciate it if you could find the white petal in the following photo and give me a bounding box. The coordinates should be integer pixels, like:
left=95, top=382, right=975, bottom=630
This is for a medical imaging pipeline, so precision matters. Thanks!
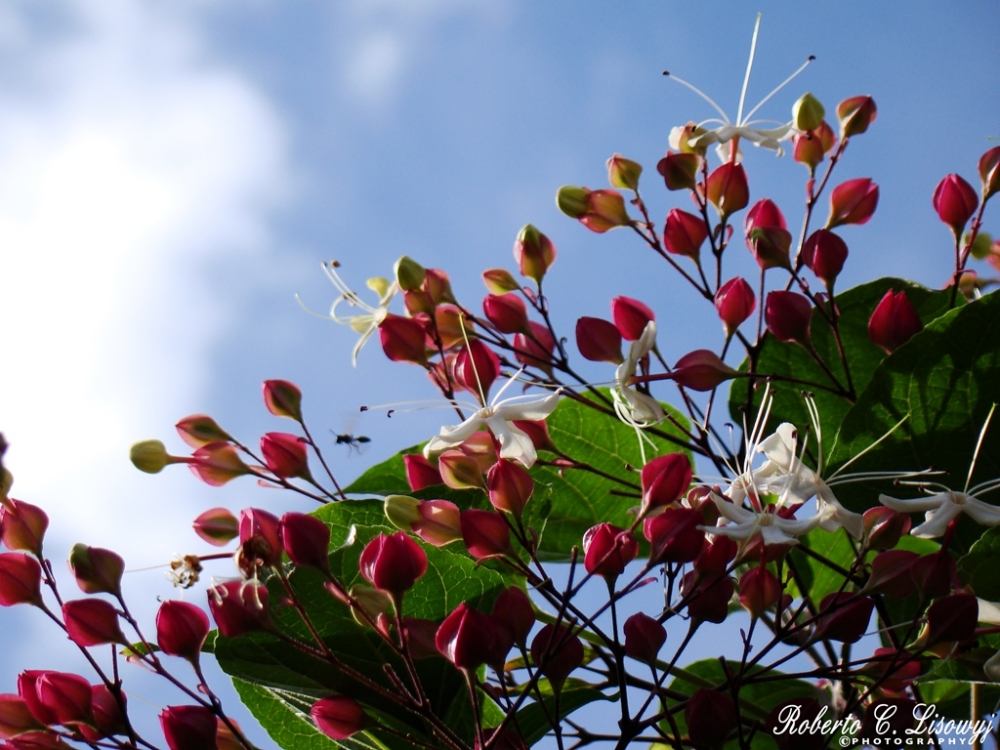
left=817, top=486, right=864, bottom=539
left=423, top=414, right=485, bottom=456
left=495, top=391, right=561, bottom=423
left=910, top=501, right=964, bottom=539
left=773, top=513, right=825, bottom=538
left=962, top=496, right=1000, bottom=526
left=978, top=599, right=1000, bottom=625
left=701, top=522, right=755, bottom=541
left=878, top=493, right=951, bottom=514
left=485, top=415, right=537, bottom=468
left=758, top=423, right=796, bottom=467
left=760, top=523, right=800, bottom=546
left=706, top=492, right=756, bottom=524
left=985, top=650, right=1000, bottom=682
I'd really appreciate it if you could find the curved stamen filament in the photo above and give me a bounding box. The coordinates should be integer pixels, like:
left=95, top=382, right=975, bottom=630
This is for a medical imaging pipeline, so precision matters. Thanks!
left=741, top=55, right=815, bottom=123
left=736, top=13, right=762, bottom=125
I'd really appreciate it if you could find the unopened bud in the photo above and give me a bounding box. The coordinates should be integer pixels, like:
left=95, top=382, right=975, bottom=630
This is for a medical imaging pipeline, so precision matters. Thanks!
left=63, top=598, right=127, bottom=647
left=933, top=174, right=979, bottom=237
left=192, top=507, right=238, bottom=546
left=739, top=566, right=782, bottom=618
left=129, top=440, right=174, bottom=474
left=461, top=509, right=512, bottom=560
left=403, top=454, right=443, bottom=491
left=260, top=432, right=311, bottom=480
left=432, top=305, right=468, bottom=350
left=583, top=523, right=638, bottom=580
left=530, top=624, right=583, bottom=694
left=68, top=544, right=124, bottom=597
left=492, top=587, right=535, bottom=647
left=483, top=293, right=529, bottom=334
left=0, top=499, right=48, bottom=557
left=513, top=225, right=557, bottom=284
left=156, top=600, right=210, bottom=663
left=802, top=229, right=849, bottom=288
left=311, top=696, right=367, bottom=741
left=555, top=186, right=589, bottom=218
left=765, top=291, right=813, bottom=345
left=669, top=350, right=737, bottom=392
left=393, top=256, right=426, bottom=292
left=644, top=508, right=705, bottom=564
left=837, top=95, right=877, bottom=138
left=437, top=450, right=486, bottom=490
left=792, top=120, right=836, bottom=170
left=34, top=671, right=93, bottom=726
left=0, top=552, right=42, bottom=607
left=792, top=92, right=825, bottom=132
left=424, top=268, right=454, bottom=305
left=811, top=593, right=874, bottom=643
left=663, top=208, right=708, bottom=259
left=868, top=290, right=922, bottom=354
left=967, top=230, right=994, bottom=260
left=863, top=507, right=910, bottom=551
left=681, top=572, right=734, bottom=624
left=611, top=296, right=656, bottom=341
left=175, top=415, right=232, bottom=448
left=454, top=340, right=501, bottom=399
left=864, top=550, right=919, bottom=599
left=623, top=612, right=666, bottom=664
left=487, top=459, right=534, bottom=518
left=685, top=688, right=737, bottom=747
left=188, top=442, right=251, bottom=486
left=359, top=531, right=427, bottom=597
left=262, top=380, right=303, bottom=421
left=482, top=268, right=521, bottom=294
left=575, top=316, right=623, bottom=364
left=656, top=151, right=700, bottom=191
left=827, top=178, right=879, bottom=228
left=640, top=453, right=692, bottom=513
left=606, top=154, right=642, bottom=191
left=513, top=322, right=556, bottom=370
left=280, top=512, right=331, bottom=571
left=160, top=705, right=217, bottom=750
left=979, top=146, right=1000, bottom=200
left=581, top=189, right=631, bottom=233
left=378, top=314, right=427, bottom=365
left=922, top=593, right=977, bottom=645
left=706, top=162, right=749, bottom=220
left=436, top=602, right=498, bottom=670
left=714, top=277, right=756, bottom=337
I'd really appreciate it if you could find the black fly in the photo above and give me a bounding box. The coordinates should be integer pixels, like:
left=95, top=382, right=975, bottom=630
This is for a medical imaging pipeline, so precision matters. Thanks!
left=332, top=431, right=371, bottom=455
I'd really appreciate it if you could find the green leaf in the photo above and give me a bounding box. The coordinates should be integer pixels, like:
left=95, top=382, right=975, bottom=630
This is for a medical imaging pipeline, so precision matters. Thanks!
left=786, top=527, right=858, bottom=604
left=958, top=527, right=1000, bottom=599
left=729, top=278, right=958, bottom=468
left=825, top=291, right=1000, bottom=550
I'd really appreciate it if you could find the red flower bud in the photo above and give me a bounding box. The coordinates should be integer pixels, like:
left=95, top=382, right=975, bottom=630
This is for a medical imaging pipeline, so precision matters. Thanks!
left=792, top=121, right=836, bottom=170
left=694, top=536, right=737, bottom=577
left=513, top=225, right=556, bottom=284
left=738, top=566, right=782, bottom=618
left=188, top=442, right=251, bottom=487
left=67, top=544, right=124, bottom=597
left=513, top=322, right=555, bottom=370
left=311, top=696, right=367, bottom=741
left=0, top=693, right=43, bottom=737
left=454, top=340, right=501, bottom=399
left=482, top=268, right=521, bottom=295
left=159, top=705, right=217, bottom=750
left=979, top=146, right=1000, bottom=200
left=933, top=174, right=979, bottom=237
left=378, top=314, right=427, bottom=364
left=280, top=512, right=331, bottom=571
left=705, top=162, right=749, bottom=220
left=924, top=593, right=977, bottom=645
left=459, top=431, right=498, bottom=473
left=685, top=688, right=737, bottom=747
left=745, top=198, right=787, bottom=233
left=0, top=500, right=48, bottom=557
left=238, top=508, right=282, bottom=569
left=359, top=532, right=427, bottom=597
left=865, top=550, right=919, bottom=599
left=62, top=599, right=126, bottom=647
left=863, top=648, right=921, bottom=694
left=403, top=454, right=443, bottom=491
left=863, top=507, right=910, bottom=551
left=17, top=672, right=57, bottom=726
left=192, top=508, right=238, bottom=547
left=260, top=432, right=310, bottom=480
left=656, top=151, right=699, bottom=191
left=483, top=294, right=529, bottom=335
left=424, top=268, right=454, bottom=305
left=575, top=316, right=623, bottom=364
left=868, top=289, right=923, bottom=354
left=669, top=350, right=737, bottom=392
left=35, top=672, right=92, bottom=726
left=640, top=453, right=692, bottom=513
left=837, top=95, right=877, bottom=138
left=643, top=508, right=704, bottom=564
left=570, top=188, right=631, bottom=233
left=461, top=509, right=512, bottom=560
left=910, top=551, right=954, bottom=601
left=511, top=419, right=555, bottom=454
left=208, top=581, right=272, bottom=638
left=714, top=277, right=756, bottom=337
left=583, top=523, right=638, bottom=580
left=156, top=600, right=209, bottom=663
left=487, top=460, right=534, bottom=518
left=437, top=450, right=486, bottom=491
left=262, top=379, right=303, bottom=421
left=765, top=291, right=813, bottom=345
left=436, top=602, right=498, bottom=670
left=827, top=178, right=879, bottom=228
left=175, top=415, right=231, bottom=448
left=530, top=624, right=583, bottom=694
left=680, top=572, right=734, bottom=624
left=611, top=297, right=656, bottom=342
left=492, top=587, right=535, bottom=648
left=663, top=208, right=708, bottom=259
left=812, top=593, right=874, bottom=643
left=801, top=229, right=849, bottom=288
left=77, top=684, right=127, bottom=741
left=622, top=612, right=665, bottom=664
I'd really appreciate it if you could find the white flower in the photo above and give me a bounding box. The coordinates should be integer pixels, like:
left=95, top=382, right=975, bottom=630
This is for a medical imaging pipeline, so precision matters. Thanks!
left=611, top=321, right=665, bottom=429
left=879, top=491, right=1000, bottom=539
left=702, top=490, right=832, bottom=546
left=423, top=375, right=561, bottom=468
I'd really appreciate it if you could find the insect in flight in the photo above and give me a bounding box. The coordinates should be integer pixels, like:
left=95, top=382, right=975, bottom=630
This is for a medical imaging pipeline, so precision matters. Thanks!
left=332, top=431, right=371, bottom=455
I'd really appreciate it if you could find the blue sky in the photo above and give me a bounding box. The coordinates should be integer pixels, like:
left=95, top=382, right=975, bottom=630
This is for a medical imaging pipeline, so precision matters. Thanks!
left=0, top=1, right=997, bottom=747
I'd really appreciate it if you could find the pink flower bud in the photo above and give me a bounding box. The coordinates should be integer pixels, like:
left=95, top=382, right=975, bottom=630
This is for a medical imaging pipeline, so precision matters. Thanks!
left=0, top=694, right=43, bottom=737
left=487, top=460, right=534, bottom=518
left=262, top=379, right=303, bottom=421
left=801, top=229, right=849, bottom=288
left=765, top=291, right=813, bottom=344
left=403, top=289, right=435, bottom=317
left=359, top=532, right=427, bottom=596
left=924, top=593, right=977, bottom=645
left=208, top=581, right=272, bottom=638
left=175, top=415, right=232, bottom=448
left=837, top=95, right=877, bottom=138
left=513, top=322, right=555, bottom=370
left=311, top=696, right=367, bottom=741
left=62, top=599, right=126, bottom=647
left=606, top=153, right=642, bottom=190
left=437, top=450, right=486, bottom=491
left=280, top=512, right=331, bottom=571
left=156, top=600, right=209, bottom=663
left=738, top=566, right=782, bottom=618
left=812, top=593, right=874, bottom=643
left=580, top=189, right=632, bottom=233
left=863, top=507, right=910, bottom=551
left=378, top=314, right=427, bottom=364
left=260, top=432, right=310, bottom=480
left=933, top=174, right=979, bottom=237
left=454, top=340, right=501, bottom=399
left=656, top=151, right=699, bottom=191
left=669, top=350, right=737, bottom=392
left=694, top=536, right=737, bottom=577
left=460, top=509, right=512, bottom=560
left=611, top=296, right=655, bottom=342
left=865, top=550, right=919, bottom=599
left=575, top=317, right=623, bottom=364
left=868, top=289, right=923, bottom=354
left=685, top=688, right=737, bottom=747
left=17, top=671, right=57, bottom=726
left=192, top=508, right=238, bottom=547
left=622, top=612, right=665, bottom=664
left=511, top=419, right=555, bottom=454
left=35, top=672, right=92, bottom=726
left=513, top=225, right=557, bottom=284
left=644, top=509, right=704, bottom=564
left=410, top=500, right=463, bottom=547
left=67, top=544, right=124, bottom=597
left=747, top=226, right=792, bottom=270
left=432, top=305, right=468, bottom=350
left=492, top=587, right=535, bottom=648
left=482, top=268, right=521, bottom=295
left=640, top=453, right=692, bottom=513
left=0, top=500, right=48, bottom=557
left=827, top=177, right=879, bottom=228
left=436, top=602, right=498, bottom=670
left=238, top=508, right=282, bottom=569
left=745, top=199, right=787, bottom=233
left=910, top=551, right=954, bottom=601
left=458, top=431, right=498, bottom=473
left=483, top=294, right=529, bottom=335
left=792, top=121, right=836, bottom=170
left=530, top=624, right=583, bottom=694
left=662, top=208, right=708, bottom=259
left=714, top=277, right=756, bottom=337
left=159, top=705, right=217, bottom=750
left=403, top=454, right=443, bottom=491
left=705, top=162, right=749, bottom=220
left=582, top=523, right=638, bottom=580
left=680, top=572, right=734, bottom=624
left=424, top=268, right=454, bottom=305
left=188, top=442, right=251, bottom=487
left=979, top=146, right=1000, bottom=200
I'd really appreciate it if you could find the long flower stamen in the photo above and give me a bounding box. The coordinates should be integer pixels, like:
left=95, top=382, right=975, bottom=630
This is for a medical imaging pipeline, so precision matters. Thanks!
left=663, top=72, right=730, bottom=123
left=736, top=13, right=762, bottom=126
left=965, top=403, right=997, bottom=493
left=827, top=415, right=910, bottom=481
left=741, top=55, right=815, bottom=123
